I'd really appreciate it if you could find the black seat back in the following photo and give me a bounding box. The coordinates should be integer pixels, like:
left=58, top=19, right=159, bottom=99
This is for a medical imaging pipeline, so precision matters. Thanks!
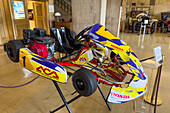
left=50, top=27, right=75, bottom=53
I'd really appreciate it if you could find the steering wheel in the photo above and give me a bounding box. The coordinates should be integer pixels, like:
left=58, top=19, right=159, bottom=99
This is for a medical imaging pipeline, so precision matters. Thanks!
left=74, top=26, right=92, bottom=45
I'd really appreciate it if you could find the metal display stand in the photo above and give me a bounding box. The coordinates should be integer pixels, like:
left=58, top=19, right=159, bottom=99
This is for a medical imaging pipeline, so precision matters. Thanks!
left=50, top=81, right=111, bottom=113
left=134, top=55, right=164, bottom=113
left=144, top=65, right=163, bottom=112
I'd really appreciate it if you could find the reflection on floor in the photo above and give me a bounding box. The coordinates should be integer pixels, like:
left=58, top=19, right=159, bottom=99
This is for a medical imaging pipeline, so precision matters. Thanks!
left=0, top=32, right=170, bottom=113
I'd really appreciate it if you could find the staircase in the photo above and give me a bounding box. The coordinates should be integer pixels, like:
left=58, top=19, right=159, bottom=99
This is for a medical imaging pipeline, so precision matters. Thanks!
left=55, top=0, right=72, bottom=15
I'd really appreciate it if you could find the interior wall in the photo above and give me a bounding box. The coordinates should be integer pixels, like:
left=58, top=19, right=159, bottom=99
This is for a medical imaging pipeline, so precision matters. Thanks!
left=105, top=0, right=121, bottom=35
left=72, top=0, right=121, bottom=36
left=0, top=0, right=9, bottom=45
left=121, top=0, right=127, bottom=32
left=153, top=0, right=170, bottom=18
left=3, top=0, right=14, bottom=40
left=72, top=0, right=101, bottom=33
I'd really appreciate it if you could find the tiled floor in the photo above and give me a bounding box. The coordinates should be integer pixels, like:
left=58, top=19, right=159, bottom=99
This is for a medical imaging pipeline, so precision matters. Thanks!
left=0, top=32, right=170, bottom=113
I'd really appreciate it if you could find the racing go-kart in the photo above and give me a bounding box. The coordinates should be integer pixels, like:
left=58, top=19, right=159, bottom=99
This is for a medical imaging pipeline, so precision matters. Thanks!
left=4, top=24, right=148, bottom=104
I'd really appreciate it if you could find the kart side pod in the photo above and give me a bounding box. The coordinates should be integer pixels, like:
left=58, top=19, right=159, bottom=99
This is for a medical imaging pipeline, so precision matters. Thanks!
left=19, top=48, right=68, bottom=83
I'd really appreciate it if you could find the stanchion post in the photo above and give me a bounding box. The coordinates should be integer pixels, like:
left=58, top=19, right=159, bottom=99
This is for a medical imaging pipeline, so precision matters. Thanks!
left=154, top=65, right=163, bottom=113
left=151, top=66, right=160, bottom=104
left=139, top=54, right=163, bottom=113
left=144, top=65, right=163, bottom=106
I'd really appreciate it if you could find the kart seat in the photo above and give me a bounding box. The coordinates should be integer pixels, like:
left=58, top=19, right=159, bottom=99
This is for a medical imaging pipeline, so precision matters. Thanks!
left=50, top=27, right=81, bottom=54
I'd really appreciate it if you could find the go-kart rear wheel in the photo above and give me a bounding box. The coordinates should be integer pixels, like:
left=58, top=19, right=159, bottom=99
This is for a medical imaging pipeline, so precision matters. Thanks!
left=6, top=40, right=25, bottom=62
left=72, top=68, right=97, bottom=97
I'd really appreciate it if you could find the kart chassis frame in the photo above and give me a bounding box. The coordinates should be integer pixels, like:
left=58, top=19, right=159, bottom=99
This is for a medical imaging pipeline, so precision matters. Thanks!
left=50, top=80, right=111, bottom=113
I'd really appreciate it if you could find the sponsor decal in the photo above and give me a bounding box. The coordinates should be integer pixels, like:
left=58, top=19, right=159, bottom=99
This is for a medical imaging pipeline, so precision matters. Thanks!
left=129, top=48, right=132, bottom=52
left=126, top=90, right=133, bottom=93
left=141, top=71, right=145, bottom=77
left=36, top=66, right=59, bottom=79
left=111, top=92, right=130, bottom=99
left=79, top=57, right=87, bottom=61
left=111, top=44, right=123, bottom=51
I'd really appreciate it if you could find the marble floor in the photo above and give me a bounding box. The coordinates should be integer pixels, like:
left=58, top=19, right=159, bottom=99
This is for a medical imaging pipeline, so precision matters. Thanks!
left=0, top=32, right=170, bottom=113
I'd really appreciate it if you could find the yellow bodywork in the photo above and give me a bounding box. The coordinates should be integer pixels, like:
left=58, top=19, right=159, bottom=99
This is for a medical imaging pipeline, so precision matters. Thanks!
left=19, top=48, right=68, bottom=83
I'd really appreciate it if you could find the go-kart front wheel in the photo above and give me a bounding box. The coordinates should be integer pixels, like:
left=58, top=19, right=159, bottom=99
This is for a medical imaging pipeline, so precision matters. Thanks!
left=72, top=68, right=97, bottom=97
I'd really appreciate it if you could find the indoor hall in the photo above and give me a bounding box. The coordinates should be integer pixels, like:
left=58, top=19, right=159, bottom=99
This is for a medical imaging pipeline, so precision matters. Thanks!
left=0, top=33, right=170, bottom=113
left=0, top=0, right=170, bottom=113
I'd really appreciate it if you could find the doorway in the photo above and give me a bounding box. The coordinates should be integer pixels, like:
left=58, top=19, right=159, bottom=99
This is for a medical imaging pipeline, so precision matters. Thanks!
left=27, top=1, right=49, bottom=34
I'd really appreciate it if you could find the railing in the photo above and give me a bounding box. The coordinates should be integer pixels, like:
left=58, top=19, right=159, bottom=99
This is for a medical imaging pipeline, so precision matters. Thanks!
left=55, top=0, right=72, bottom=15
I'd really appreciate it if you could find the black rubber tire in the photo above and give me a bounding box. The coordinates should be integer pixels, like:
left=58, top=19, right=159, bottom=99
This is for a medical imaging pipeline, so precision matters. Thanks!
left=132, top=21, right=136, bottom=33
left=72, top=68, right=97, bottom=97
left=161, top=23, right=164, bottom=33
left=6, top=40, right=25, bottom=62
left=3, top=43, right=7, bottom=52
left=167, top=25, right=169, bottom=32
left=150, top=22, right=157, bottom=34
left=110, top=51, right=125, bottom=65
left=136, top=23, right=141, bottom=33
left=128, top=25, right=131, bottom=30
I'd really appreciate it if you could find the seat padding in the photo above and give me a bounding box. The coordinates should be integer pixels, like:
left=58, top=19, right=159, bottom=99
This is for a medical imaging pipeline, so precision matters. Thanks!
left=50, top=27, right=81, bottom=54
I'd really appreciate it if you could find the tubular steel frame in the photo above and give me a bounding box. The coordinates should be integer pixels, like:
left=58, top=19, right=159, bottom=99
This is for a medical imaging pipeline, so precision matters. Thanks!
left=50, top=81, right=111, bottom=113
left=50, top=56, right=163, bottom=113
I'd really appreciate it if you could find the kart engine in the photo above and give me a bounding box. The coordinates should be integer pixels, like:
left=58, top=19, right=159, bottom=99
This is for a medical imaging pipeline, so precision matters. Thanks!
left=23, top=28, right=55, bottom=59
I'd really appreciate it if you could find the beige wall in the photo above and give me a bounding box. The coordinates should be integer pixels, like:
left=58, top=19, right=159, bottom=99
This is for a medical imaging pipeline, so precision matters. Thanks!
left=3, top=0, right=14, bottom=40
left=0, top=0, right=9, bottom=45
left=153, top=0, right=170, bottom=18
left=72, top=0, right=101, bottom=34
left=72, top=0, right=121, bottom=36
left=106, top=0, right=121, bottom=35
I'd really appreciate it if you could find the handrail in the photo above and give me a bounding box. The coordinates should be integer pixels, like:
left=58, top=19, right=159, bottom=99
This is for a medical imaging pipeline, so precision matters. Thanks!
left=55, top=0, right=72, bottom=15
